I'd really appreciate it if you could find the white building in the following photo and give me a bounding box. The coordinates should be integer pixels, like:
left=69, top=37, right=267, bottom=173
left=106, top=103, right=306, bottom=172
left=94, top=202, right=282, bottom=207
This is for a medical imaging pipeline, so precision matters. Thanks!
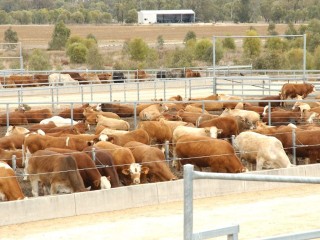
left=138, top=10, right=195, bottom=24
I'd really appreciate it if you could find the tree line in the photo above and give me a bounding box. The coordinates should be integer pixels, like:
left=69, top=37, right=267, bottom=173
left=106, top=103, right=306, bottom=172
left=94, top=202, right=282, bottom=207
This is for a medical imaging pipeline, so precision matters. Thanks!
left=1, top=0, right=320, bottom=24
left=3, top=19, right=320, bottom=71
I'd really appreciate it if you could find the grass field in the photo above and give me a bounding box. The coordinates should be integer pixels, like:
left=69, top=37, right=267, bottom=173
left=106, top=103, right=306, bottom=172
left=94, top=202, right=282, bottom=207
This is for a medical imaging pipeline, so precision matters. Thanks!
left=0, top=23, right=290, bottom=48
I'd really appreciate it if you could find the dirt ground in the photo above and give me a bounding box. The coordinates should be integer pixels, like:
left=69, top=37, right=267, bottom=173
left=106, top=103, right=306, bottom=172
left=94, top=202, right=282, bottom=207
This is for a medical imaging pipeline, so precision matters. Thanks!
left=1, top=184, right=320, bottom=240
left=0, top=23, right=290, bottom=47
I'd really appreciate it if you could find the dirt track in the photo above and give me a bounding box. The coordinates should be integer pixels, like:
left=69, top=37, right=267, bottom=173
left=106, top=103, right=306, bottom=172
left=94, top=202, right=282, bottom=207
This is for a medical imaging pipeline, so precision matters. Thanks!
left=1, top=184, right=320, bottom=240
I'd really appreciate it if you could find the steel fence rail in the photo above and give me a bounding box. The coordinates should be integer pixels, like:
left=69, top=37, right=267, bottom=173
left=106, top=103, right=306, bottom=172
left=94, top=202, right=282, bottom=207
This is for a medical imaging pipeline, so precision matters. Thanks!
left=183, top=164, right=320, bottom=240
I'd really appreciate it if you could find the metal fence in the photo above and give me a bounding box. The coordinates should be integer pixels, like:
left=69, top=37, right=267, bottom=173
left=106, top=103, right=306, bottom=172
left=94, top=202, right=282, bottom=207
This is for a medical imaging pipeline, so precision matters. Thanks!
left=183, top=164, right=320, bottom=240
left=1, top=72, right=320, bottom=106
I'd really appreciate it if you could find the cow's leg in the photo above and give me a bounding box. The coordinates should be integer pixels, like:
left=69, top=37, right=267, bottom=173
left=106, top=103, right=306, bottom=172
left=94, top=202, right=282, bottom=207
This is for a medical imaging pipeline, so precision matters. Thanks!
left=30, top=179, right=39, bottom=197
left=256, top=157, right=264, bottom=171
left=23, top=150, right=31, bottom=181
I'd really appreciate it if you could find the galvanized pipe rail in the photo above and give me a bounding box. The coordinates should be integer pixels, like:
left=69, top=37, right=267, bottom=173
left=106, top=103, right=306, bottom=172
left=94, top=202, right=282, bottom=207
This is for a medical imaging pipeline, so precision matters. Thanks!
left=183, top=164, right=320, bottom=240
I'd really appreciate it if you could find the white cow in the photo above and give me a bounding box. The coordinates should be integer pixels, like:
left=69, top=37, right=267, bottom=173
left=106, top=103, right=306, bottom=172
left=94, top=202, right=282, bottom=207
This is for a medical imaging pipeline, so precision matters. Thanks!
left=172, top=125, right=222, bottom=144
left=220, top=108, right=260, bottom=127
left=234, top=131, right=294, bottom=171
left=96, top=114, right=130, bottom=130
left=48, top=73, right=79, bottom=86
left=40, top=116, right=79, bottom=127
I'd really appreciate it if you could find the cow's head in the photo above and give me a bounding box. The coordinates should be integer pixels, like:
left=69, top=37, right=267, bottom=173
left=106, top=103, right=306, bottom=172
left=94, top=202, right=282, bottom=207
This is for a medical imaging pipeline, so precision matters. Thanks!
left=99, top=176, right=111, bottom=189
left=122, top=163, right=149, bottom=185
left=205, top=126, right=223, bottom=138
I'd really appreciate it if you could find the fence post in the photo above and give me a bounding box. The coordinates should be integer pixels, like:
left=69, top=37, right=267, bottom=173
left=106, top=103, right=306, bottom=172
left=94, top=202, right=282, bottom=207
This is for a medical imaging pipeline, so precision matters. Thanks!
left=12, top=155, right=16, bottom=171
left=137, top=82, right=140, bottom=101
left=109, top=84, right=112, bottom=102
left=164, top=81, right=166, bottom=100
left=164, top=140, right=169, bottom=162
left=292, top=128, right=296, bottom=165
left=184, top=164, right=194, bottom=240
left=91, top=147, right=96, bottom=163
left=231, top=135, right=236, bottom=148
left=51, top=87, right=54, bottom=111
left=5, top=104, right=9, bottom=129
left=268, top=102, right=272, bottom=126
left=202, top=100, right=205, bottom=113
left=133, top=102, right=137, bottom=129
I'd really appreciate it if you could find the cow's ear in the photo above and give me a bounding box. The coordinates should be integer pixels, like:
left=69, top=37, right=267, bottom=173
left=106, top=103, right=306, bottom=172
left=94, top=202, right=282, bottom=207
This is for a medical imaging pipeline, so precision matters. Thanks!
left=141, top=166, right=149, bottom=174
left=122, top=168, right=130, bottom=175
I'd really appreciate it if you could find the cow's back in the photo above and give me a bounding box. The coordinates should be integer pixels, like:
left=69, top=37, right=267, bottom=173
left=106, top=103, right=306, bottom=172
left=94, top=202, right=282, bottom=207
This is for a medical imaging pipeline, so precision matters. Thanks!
left=175, top=135, right=245, bottom=173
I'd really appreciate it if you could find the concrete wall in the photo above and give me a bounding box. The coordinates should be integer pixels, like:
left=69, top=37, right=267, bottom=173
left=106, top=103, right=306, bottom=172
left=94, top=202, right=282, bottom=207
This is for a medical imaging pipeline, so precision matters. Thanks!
left=1, top=164, right=320, bottom=226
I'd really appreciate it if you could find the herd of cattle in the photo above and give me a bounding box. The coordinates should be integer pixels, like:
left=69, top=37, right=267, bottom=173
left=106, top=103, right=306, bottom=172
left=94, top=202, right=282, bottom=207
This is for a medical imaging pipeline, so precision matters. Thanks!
left=1, top=81, right=320, bottom=202
left=0, top=69, right=201, bottom=88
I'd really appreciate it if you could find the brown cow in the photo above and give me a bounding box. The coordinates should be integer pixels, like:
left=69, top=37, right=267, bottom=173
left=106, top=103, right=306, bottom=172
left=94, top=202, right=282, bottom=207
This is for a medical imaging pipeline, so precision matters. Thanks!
left=137, top=120, right=172, bottom=148
left=83, top=145, right=120, bottom=188
left=253, top=123, right=320, bottom=164
left=0, top=134, right=26, bottom=150
left=280, top=83, right=316, bottom=106
left=97, top=73, right=113, bottom=83
left=104, top=129, right=150, bottom=146
left=258, top=94, right=282, bottom=107
left=177, top=109, right=218, bottom=126
left=0, top=161, right=25, bottom=201
left=83, top=106, right=120, bottom=125
left=261, top=109, right=319, bottom=126
left=175, top=135, right=247, bottom=173
left=96, top=114, right=130, bottom=130
left=58, top=103, right=90, bottom=121
left=198, top=116, right=239, bottom=139
left=134, top=69, right=150, bottom=81
left=139, top=103, right=168, bottom=121
left=0, top=109, right=28, bottom=126
left=27, top=150, right=87, bottom=196
left=99, top=102, right=135, bottom=117
left=45, top=121, right=89, bottom=134
left=0, top=148, right=23, bottom=168
left=124, top=141, right=178, bottom=182
left=185, top=69, right=201, bottom=78
left=24, top=133, right=94, bottom=156
left=28, top=121, right=57, bottom=132
left=45, top=148, right=111, bottom=190
left=93, top=141, right=148, bottom=185
left=24, top=108, right=53, bottom=123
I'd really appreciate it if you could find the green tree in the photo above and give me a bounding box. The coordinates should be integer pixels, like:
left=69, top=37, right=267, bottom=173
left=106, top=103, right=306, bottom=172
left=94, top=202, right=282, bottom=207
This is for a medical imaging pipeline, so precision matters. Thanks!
left=313, top=45, right=320, bottom=69
left=86, top=33, right=97, bottom=44
left=243, top=29, right=261, bottom=59
left=126, top=9, right=137, bottom=23
left=194, top=38, right=212, bottom=62
left=86, top=45, right=104, bottom=70
left=28, top=49, right=51, bottom=70
left=70, top=11, right=84, bottom=24
left=0, top=10, right=9, bottom=24
left=165, top=47, right=194, bottom=68
left=127, top=38, right=149, bottom=61
left=184, top=31, right=196, bottom=43
left=4, top=27, right=18, bottom=50
left=67, top=42, right=88, bottom=63
left=222, top=37, right=236, bottom=50
left=267, top=22, right=278, bottom=35
left=48, top=20, right=70, bottom=50
left=157, top=35, right=164, bottom=50
left=233, top=0, right=251, bottom=23
left=286, top=48, right=313, bottom=70
left=265, top=37, right=288, bottom=52
left=253, top=51, right=289, bottom=70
